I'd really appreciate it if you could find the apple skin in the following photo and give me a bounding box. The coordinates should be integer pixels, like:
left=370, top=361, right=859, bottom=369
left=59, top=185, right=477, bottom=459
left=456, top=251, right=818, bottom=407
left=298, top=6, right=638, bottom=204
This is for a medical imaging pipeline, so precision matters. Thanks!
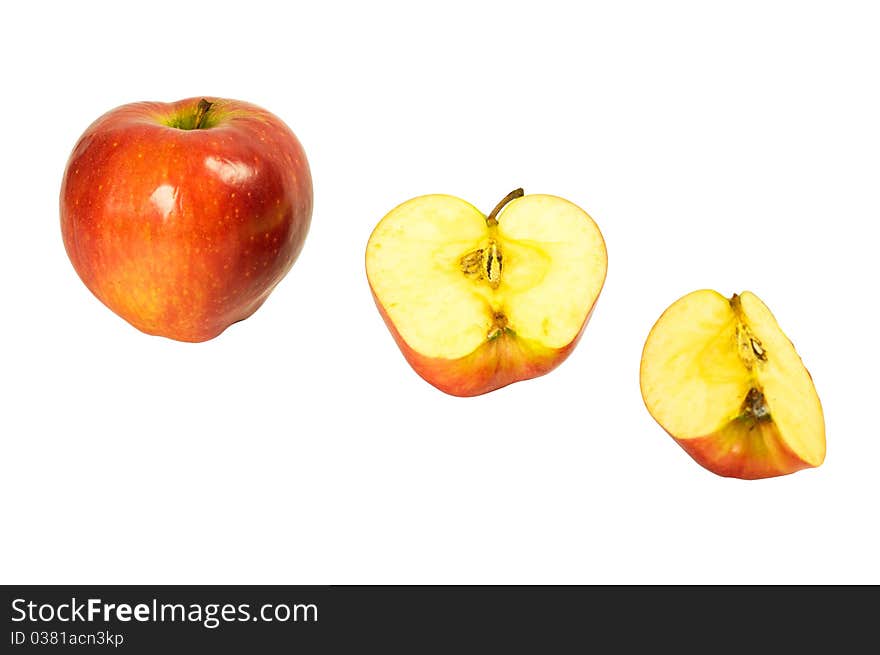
left=666, top=420, right=813, bottom=480
left=60, top=97, right=312, bottom=342
left=368, top=285, right=599, bottom=397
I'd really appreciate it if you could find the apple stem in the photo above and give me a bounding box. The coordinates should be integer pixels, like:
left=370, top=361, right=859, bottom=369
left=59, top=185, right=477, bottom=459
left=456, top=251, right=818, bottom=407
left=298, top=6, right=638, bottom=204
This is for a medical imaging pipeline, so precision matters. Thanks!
left=193, top=99, right=213, bottom=129
left=486, top=188, right=524, bottom=226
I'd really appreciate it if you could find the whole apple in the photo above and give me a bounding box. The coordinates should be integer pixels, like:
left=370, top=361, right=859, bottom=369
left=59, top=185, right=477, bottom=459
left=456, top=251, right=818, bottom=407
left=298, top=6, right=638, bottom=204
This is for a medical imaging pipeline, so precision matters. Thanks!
left=60, top=97, right=312, bottom=342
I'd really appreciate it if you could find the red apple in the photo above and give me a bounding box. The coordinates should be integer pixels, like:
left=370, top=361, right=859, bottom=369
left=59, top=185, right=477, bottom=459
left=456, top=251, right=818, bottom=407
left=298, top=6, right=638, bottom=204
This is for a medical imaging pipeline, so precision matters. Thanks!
left=60, top=97, right=312, bottom=342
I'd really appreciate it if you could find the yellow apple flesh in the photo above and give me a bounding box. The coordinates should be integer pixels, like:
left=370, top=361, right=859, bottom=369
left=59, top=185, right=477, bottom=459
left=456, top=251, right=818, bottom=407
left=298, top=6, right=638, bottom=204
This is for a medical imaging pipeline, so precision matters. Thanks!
left=640, top=290, right=825, bottom=479
left=365, top=189, right=607, bottom=396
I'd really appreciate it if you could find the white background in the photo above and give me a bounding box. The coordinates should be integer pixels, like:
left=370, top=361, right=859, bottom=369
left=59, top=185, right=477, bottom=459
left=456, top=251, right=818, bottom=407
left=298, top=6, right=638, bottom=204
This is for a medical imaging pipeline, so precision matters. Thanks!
left=1, top=1, right=878, bottom=584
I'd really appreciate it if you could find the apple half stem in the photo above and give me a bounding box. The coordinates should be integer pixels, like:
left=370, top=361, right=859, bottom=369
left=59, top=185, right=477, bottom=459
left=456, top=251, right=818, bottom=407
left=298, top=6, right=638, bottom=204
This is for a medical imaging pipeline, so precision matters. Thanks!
left=486, top=188, right=524, bottom=226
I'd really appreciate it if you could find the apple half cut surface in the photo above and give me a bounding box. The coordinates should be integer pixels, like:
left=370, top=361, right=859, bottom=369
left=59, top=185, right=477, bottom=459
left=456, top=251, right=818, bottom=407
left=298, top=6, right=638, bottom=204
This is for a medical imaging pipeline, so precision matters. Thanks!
left=365, top=189, right=607, bottom=397
left=639, top=289, right=825, bottom=479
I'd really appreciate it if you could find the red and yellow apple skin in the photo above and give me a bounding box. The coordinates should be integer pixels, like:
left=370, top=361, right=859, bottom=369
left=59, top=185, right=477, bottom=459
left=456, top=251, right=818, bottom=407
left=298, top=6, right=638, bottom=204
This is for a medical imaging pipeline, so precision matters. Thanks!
left=668, top=418, right=812, bottom=480
left=369, top=286, right=598, bottom=397
left=60, top=97, right=312, bottom=342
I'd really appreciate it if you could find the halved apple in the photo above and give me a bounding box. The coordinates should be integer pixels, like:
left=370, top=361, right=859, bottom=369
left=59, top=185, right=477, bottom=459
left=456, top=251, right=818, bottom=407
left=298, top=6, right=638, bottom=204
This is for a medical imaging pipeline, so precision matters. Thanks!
left=365, top=189, right=607, bottom=396
left=639, top=289, right=825, bottom=479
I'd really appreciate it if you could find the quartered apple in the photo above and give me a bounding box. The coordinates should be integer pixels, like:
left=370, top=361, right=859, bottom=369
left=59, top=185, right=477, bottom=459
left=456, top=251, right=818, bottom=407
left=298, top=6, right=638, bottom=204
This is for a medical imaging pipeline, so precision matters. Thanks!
left=365, top=189, right=607, bottom=396
left=640, top=290, right=825, bottom=479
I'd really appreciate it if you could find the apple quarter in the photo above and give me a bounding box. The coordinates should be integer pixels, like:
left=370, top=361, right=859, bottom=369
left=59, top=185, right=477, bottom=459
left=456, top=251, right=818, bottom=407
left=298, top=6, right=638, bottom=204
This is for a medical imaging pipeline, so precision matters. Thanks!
left=640, top=289, right=825, bottom=479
